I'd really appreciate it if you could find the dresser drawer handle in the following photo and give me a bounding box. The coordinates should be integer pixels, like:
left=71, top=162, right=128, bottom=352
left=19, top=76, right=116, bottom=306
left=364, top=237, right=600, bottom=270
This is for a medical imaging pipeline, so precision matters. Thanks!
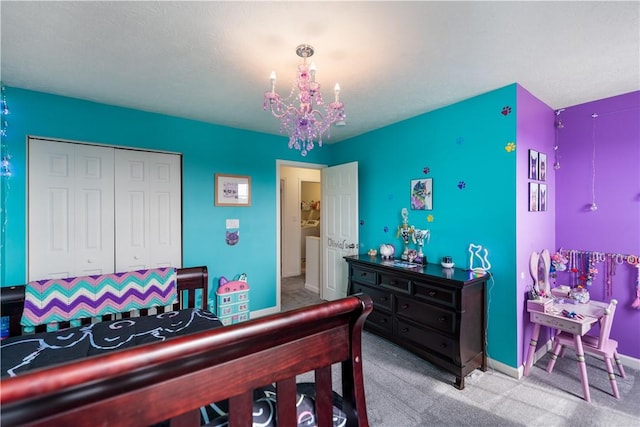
left=356, top=288, right=362, bottom=293
left=401, top=327, right=409, bottom=333
left=428, top=290, right=437, bottom=297
left=380, top=296, right=388, bottom=301
left=389, top=280, right=397, bottom=285
left=401, top=303, right=409, bottom=310
left=359, top=272, right=368, bottom=277
left=440, top=343, right=447, bottom=349
left=379, top=319, right=387, bottom=324
left=439, top=316, right=446, bottom=322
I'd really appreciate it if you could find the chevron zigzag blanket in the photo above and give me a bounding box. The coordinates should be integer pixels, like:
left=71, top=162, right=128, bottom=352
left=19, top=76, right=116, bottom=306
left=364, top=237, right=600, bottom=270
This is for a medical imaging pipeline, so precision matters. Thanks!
left=21, top=268, right=178, bottom=329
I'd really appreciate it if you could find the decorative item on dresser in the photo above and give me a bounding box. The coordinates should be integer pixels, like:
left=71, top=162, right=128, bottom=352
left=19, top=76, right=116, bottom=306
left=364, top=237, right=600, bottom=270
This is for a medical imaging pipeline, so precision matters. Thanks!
left=345, top=254, right=488, bottom=390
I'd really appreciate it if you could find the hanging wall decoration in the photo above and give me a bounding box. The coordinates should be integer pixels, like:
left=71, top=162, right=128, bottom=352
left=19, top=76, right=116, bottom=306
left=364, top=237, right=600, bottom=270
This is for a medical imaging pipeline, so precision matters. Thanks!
left=529, top=182, right=539, bottom=212
left=410, top=178, right=432, bottom=210
left=539, top=184, right=547, bottom=212
left=538, top=152, right=547, bottom=181
left=215, top=174, right=251, bottom=206
left=528, top=149, right=539, bottom=180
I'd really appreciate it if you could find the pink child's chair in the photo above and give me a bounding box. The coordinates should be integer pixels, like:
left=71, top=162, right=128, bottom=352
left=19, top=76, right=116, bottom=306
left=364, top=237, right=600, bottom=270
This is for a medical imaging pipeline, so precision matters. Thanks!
left=546, top=299, right=626, bottom=399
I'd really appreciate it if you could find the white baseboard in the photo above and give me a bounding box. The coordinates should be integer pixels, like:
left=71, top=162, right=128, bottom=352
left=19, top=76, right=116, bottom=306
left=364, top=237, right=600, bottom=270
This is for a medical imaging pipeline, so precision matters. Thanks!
left=250, top=306, right=278, bottom=319
left=304, top=282, right=319, bottom=293
left=488, top=338, right=640, bottom=379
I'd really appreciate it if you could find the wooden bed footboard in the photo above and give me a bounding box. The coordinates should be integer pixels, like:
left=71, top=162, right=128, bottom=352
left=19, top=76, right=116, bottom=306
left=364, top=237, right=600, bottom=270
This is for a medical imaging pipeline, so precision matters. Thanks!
left=0, top=266, right=209, bottom=337
left=1, top=294, right=373, bottom=427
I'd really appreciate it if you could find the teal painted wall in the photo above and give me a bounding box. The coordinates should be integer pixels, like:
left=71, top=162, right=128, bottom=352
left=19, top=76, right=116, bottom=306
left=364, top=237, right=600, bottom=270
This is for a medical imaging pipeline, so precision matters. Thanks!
left=2, top=84, right=527, bottom=367
left=1, top=87, right=330, bottom=312
left=330, top=85, right=519, bottom=366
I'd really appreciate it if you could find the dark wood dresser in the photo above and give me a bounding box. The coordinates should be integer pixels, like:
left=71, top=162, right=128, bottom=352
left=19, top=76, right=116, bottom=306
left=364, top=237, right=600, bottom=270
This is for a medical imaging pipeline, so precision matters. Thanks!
left=345, top=254, right=487, bottom=389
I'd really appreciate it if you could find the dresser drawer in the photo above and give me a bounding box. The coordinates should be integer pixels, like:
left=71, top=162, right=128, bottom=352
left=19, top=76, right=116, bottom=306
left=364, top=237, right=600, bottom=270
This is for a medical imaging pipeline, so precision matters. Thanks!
left=351, top=266, right=378, bottom=286
left=365, top=309, right=393, bottom=335
left=380, top=273, right=411, bottom=294
left=352, top=283, right=392, bottom=311
left=413, top=281, right=457, bottom=308
left=395, top=318, right=456, bottom=360
left=395, top=295, right=456, bottom=334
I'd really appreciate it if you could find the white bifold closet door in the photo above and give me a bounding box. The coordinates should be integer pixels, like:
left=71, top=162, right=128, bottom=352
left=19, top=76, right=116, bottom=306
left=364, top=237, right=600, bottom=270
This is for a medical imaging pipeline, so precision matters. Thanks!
left=114, top=149, right=181, bottom=272
left=28, top=138, right=182, bottom=281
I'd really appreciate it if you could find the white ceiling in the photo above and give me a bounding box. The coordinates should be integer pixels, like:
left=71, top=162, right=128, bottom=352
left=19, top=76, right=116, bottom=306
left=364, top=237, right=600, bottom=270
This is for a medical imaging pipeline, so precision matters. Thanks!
left=1, top=1, right=638, bottom=142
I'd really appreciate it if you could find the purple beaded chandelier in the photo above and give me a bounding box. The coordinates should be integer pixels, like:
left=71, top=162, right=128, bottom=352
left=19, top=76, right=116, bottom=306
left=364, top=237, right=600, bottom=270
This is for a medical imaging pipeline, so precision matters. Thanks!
left=263, top=44, right=345, bottom=156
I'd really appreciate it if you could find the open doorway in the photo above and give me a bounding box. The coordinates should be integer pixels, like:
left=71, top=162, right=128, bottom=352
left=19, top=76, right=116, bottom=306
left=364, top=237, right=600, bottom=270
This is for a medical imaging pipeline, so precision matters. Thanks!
left=277, top=161, right=325, bottom=312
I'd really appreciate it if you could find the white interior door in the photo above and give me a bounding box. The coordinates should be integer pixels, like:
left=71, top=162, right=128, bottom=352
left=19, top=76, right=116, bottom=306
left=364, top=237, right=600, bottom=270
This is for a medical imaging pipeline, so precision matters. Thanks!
left=28, top=139, right=115, bottom=280
left=321, top=161, right=358, bottom=301
left=115, top=149, right=181, bottom=272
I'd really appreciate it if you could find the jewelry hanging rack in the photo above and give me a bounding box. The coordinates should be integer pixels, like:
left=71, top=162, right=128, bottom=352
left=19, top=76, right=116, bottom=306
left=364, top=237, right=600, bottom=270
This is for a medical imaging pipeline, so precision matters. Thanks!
left=559, top=249, right=639, bottom=266
left=559, top=249, right=640, bottom=300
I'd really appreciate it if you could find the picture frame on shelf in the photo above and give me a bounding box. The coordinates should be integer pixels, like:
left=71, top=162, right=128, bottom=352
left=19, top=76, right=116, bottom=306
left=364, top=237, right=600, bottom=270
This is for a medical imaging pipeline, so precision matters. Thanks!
left=410, top=178, right=433, bottom=210
left=528, top=149, right=539, bottom=180
left=529, top=182, right=539, bottom=212
left=215, top=174, right=251, bottom=206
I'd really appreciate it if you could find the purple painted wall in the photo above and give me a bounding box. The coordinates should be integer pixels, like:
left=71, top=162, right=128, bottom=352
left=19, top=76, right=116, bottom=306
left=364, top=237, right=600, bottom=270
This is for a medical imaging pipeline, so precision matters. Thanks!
left=516, top=85, right=556, bottom=367
left=555, top=91, right=640, bottom=358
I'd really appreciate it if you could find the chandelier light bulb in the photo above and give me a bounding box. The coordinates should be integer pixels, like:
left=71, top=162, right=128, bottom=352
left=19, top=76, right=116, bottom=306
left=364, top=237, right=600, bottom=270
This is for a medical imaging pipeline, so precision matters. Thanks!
left=590, top=203, right=598, bottom=211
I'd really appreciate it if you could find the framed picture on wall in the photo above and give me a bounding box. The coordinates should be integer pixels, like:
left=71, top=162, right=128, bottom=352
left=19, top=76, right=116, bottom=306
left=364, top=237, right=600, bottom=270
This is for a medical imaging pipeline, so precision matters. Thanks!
left=528, top=149, right=539, bottom=180
left=410, top=178, right=433, bottom=210
left=529, top=182, right=539, bottom=212
left=538, top=152, right=547, bottom=181
left=539, top=183, right=547, bottom=211
left=215, top=174, right=251, bottom=206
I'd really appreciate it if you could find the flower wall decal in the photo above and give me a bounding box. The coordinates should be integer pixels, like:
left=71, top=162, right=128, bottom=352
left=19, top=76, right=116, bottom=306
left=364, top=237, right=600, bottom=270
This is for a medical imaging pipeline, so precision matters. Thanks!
left=427, top=214, right=434, bottom=222
left=423, top=166, right=430, bottom=175
left=504, top=142, right=516, bottom=152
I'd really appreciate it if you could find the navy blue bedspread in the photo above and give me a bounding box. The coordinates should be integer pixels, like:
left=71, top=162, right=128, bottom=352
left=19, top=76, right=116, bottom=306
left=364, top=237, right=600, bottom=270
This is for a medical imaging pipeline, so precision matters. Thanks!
left=1, top=308, right=222, bottom=378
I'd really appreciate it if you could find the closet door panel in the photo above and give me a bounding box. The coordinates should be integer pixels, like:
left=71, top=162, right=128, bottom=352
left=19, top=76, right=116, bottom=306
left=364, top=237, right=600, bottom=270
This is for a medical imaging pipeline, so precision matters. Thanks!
left=115, top=151, right=150, bottom=271
left=148, top=153, right=182, bottom=269
left=74, top=144, right=115, bottom=276
left=115, top=150, right=181, bottom=272
left=28, top=139, right=114, bottom=281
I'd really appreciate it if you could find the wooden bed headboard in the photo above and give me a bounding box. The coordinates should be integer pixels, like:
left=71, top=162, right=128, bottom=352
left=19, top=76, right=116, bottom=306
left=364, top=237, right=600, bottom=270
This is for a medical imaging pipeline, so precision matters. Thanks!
left=0, top=266, right=209, bottom=337
left=1, top=294, right=373, bottom=427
